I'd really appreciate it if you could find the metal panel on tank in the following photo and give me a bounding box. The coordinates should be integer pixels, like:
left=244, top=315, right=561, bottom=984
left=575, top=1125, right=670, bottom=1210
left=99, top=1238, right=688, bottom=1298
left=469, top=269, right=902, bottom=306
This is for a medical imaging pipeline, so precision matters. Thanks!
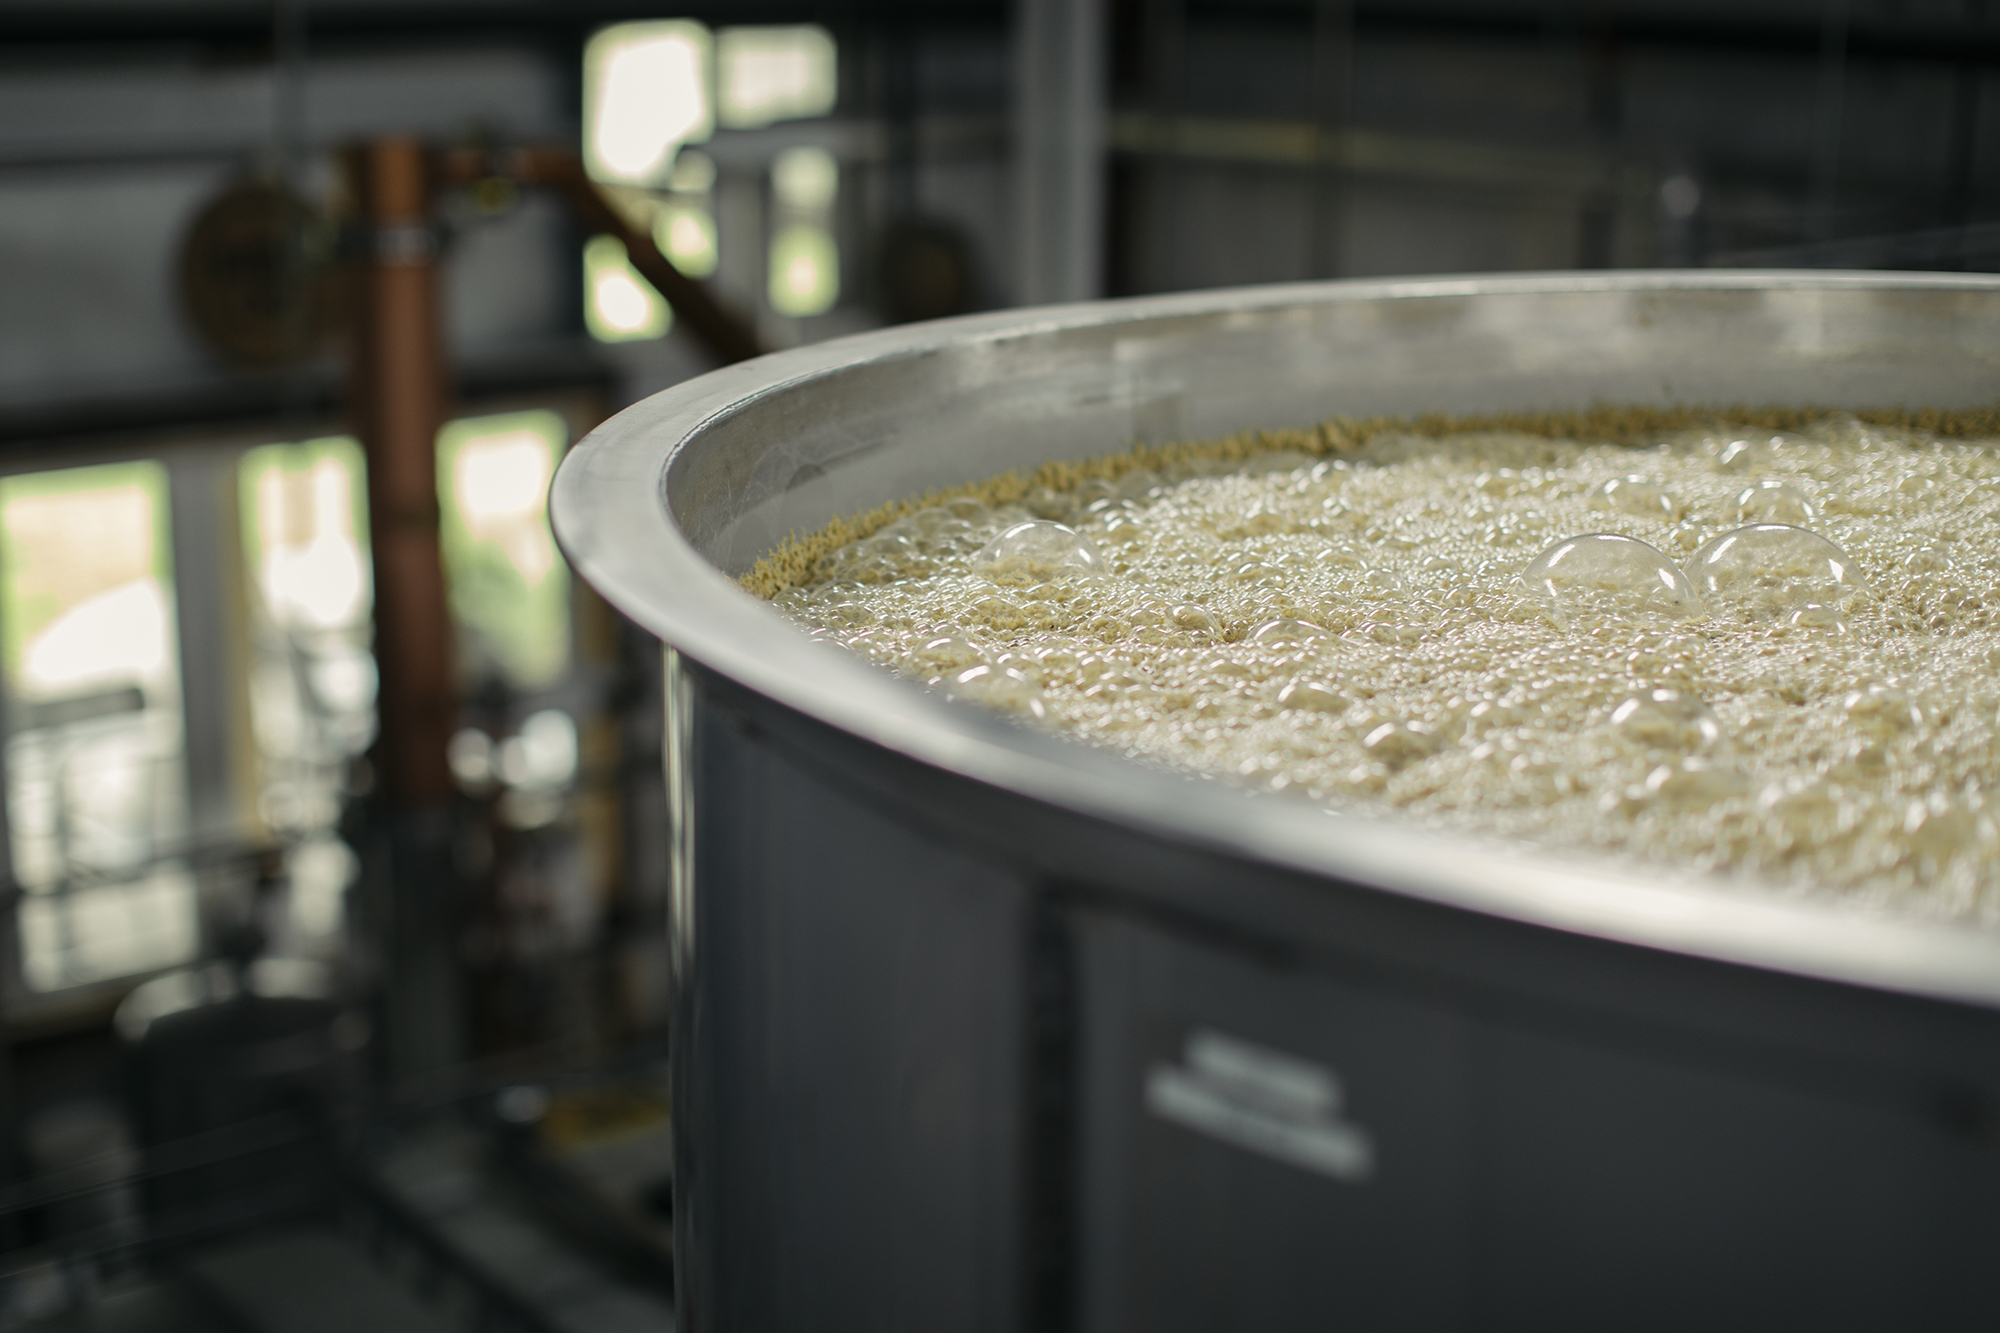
left=1071, top=908, right=2000, bottom=1331
left=1073, top=909, right=1472, bottom=1331
left=677, top=658, right=1027, bottom=1333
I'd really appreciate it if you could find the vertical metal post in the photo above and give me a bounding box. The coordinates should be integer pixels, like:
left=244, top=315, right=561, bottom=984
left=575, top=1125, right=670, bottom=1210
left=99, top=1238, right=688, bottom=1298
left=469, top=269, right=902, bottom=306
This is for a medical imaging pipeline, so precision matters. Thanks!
left=1576, top=19, right=1623, bottom=269
left=0, top=780, right=19, bottom=1253
left=1946, top=63, right=1983, bottom=236
left=349, top=137, right=455, bottom=808
left=1137, top=0, right=1183, bottom=297
left=1013, top=0, right=1107, bottom=306
left=1808, top=0, right=1849, bottom=242
left=170, top=446, right=249, bottom=852
left=346, top=136, right=462, bottom=1076
left=1305, top=0, right=1353, bottom=280
left=271, top=0, right=315, bottom=414
left=714, top=166, right=766, bottom=345
left=885, top=26, right=921, bottom=222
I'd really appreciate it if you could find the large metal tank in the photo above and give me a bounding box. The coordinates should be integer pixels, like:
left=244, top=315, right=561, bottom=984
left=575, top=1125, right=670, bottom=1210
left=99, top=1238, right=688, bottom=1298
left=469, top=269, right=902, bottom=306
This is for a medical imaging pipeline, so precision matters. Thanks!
left=551, top=273, right=2000, bottom=1333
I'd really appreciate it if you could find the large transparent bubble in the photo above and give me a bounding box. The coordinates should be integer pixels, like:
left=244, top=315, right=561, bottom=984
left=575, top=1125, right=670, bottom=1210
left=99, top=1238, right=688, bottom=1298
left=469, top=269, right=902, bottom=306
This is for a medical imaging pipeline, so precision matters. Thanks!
left=1640, top=757, right=1750, bottom=810
left=1683, top=524, right=1865, bottom=620
left=1520, top=533, right=1704, bottom=627
left=1589, top=475, right=1681, bottom=520
left=1714, top=434, right=1804, bottom=473
left=972, top=521, right=1104, bottom=580
left=1734, top=479, right=1816, bottom=525
left=1610, top=688, right=1721, bottom=754
left=943, top=664, right=1047, bottom=720
left=1277, top=679, right=1348, bottom=712
left=1248, top=617, right=1329, bottom=646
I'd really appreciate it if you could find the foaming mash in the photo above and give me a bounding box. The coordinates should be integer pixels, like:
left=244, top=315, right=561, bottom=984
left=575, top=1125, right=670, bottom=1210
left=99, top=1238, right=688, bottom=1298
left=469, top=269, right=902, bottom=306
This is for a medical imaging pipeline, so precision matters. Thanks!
left=770, top=418, right=2000, bottom=922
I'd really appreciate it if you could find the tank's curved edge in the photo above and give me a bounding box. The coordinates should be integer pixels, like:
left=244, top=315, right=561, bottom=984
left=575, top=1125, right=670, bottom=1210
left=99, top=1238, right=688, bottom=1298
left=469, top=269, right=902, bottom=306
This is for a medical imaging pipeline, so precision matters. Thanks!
left=552, top=269, right=2000, bottom=1013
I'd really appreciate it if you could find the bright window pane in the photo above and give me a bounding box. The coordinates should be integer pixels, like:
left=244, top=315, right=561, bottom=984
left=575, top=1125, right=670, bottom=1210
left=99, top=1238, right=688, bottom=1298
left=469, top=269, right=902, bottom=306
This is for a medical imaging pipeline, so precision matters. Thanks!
left=2, top=463, right=175, bottom=699
left=655, top=204, right=718, bottom=278
left=769, top=223, right=840, bottom=317
left=240, top=440, right=373, bottom=948
left=1, top=461, right=194, bottom=990
left=238, top=438, right=376, bottom=857
left=658, top=147, right=719, bottom=280
left=717, top=25, right=837, bottom=129
left=437, top=411, right=572, bottom=692
left=585, top=21, right=714, bottom=185
left=585, top=235, right=670, bottom=342
left=242, top=437, right=371, bottom=635
left=19, top=871, right=196, bottom=993
left=772, top=146, right=837, bottom=212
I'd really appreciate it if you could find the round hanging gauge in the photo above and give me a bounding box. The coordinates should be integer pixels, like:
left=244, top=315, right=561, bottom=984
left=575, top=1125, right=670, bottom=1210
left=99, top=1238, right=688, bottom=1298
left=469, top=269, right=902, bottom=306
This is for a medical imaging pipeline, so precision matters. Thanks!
left=177, top=179, right=345, bottom=368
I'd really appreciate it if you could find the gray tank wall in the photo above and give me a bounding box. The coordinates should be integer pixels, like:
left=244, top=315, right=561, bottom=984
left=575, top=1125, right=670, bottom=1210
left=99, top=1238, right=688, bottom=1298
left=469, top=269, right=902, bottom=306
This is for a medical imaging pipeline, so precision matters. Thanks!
left=676, top=653, right=2000, bottom=1332
left=677, top=660, right=1029, bottom=1333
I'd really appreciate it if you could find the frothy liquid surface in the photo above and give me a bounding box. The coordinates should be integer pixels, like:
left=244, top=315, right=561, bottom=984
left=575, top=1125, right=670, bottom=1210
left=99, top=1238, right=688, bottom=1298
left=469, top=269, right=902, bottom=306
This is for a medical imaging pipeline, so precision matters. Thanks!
left=773, top=421, right=2000, bottom=923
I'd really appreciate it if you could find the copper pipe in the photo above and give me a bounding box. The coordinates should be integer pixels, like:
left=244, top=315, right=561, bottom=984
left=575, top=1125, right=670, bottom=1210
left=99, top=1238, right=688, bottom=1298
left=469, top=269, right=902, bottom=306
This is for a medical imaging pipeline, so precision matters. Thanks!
left=437, top=145, right=765, bottom=366
left=346, top=136, right=457, bottom=806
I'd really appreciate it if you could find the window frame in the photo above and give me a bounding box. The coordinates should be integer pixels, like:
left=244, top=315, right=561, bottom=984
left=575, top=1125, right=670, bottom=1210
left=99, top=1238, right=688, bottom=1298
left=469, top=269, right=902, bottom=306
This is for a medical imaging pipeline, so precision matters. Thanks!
left=0, top=425, right=268, bottom=1032
left=0, top=390, right=607, bottom=1034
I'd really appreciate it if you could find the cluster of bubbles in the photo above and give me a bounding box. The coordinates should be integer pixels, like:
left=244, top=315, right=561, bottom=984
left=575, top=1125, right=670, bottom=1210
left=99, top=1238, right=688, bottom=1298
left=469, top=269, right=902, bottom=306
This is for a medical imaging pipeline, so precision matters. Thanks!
left=774, top=419, right=2000, bottom=923
left=1519, top=521, right=1865, bottom=630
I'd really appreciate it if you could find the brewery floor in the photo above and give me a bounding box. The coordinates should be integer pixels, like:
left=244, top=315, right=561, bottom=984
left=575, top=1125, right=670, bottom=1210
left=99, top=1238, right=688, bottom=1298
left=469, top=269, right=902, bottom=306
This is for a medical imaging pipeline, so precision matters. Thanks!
left=8, top=1101, right=675, bottom=1333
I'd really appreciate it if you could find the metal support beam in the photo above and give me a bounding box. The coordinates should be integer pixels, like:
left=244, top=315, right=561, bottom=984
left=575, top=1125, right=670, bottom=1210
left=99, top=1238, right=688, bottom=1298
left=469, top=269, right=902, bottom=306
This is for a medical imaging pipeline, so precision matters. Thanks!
left=1306, top=0, right=1354, bottom=279
left=348, top=137, right=457, bottom=808
left=1013, top=0, right=1107, bottom=306
left=434, top=145, right=765, bottom=366
left=345, top=136, right=463, bottom=1077
left=170, top=446, right=249, bottom=853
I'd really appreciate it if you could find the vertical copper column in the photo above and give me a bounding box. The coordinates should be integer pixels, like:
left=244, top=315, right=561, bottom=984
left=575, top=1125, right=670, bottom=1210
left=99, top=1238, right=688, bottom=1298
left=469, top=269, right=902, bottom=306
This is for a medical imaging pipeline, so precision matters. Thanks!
left=348, top=137, right=456, bottom=805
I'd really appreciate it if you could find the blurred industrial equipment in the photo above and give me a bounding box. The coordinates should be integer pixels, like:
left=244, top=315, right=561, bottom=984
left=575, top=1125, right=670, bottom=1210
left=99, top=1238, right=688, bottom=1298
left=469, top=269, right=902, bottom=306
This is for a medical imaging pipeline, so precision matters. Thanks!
left=3, top=64, right=755, bottom=1333
left=178, top=182, right=345, bottom=370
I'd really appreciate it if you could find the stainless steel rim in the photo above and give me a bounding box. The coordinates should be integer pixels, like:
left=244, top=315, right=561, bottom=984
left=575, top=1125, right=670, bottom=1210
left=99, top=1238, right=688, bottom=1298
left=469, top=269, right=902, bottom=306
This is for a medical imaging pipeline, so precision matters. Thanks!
left=552, top=269, right=2000, bottom=1010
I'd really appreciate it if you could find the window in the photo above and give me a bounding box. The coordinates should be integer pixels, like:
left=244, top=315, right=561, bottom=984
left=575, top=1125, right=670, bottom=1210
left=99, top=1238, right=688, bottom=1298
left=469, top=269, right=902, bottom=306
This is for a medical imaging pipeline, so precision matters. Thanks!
left=580, top=22, right=846, bottom=334
left=437, top=411, right=571, bottom=692
left=768, top=146, right=840, bottom=317
left=584, top=235, right=670, bottom=343
left=2, top=411, right=585, bottom=999
left=583, top=21, right=714, bottom=186
left=239, top=438, right=373, bottom=948
left=654, top=149, right=718, bottom=279
left=2, top=462, right=195, bottom=991
left=580, top=20, right=729, bottom=337
left=716, top=26, right=838, bottom=129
